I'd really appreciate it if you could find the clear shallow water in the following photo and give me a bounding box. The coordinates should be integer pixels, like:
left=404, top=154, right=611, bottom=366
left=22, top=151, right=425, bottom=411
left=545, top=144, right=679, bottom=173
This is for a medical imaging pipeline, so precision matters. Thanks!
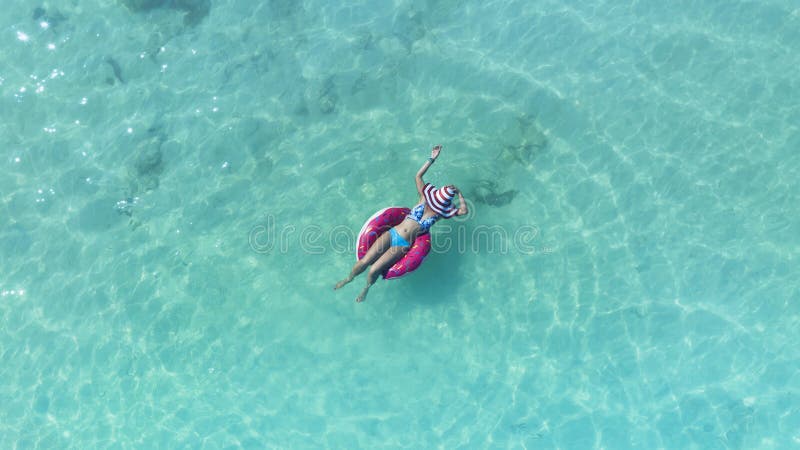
left=1, top=0, right=799, bottom=448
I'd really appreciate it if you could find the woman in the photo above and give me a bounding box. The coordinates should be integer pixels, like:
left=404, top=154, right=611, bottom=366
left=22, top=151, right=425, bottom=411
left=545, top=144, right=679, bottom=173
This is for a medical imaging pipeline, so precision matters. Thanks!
left=334, top=145, right=468, bottom=302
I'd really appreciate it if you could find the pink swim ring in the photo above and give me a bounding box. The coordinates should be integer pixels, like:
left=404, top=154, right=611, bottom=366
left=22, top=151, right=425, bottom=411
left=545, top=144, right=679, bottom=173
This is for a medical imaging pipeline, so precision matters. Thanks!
left=356, top=207, right=432, bottom=279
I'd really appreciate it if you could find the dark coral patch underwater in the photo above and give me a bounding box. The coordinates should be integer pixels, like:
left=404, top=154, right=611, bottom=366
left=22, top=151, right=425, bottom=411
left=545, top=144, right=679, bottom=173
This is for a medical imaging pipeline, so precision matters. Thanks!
left=120, top=0, right=211, bottom=26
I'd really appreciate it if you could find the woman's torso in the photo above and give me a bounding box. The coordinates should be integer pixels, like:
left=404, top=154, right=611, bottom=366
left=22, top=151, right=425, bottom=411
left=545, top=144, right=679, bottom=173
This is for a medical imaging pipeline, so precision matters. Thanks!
left=394, top=201, right=439, bottom=243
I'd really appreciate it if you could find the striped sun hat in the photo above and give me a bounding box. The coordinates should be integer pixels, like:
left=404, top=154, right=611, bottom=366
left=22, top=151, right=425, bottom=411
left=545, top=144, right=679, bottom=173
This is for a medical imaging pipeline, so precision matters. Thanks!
left=423, top=183, right=458, bottom=218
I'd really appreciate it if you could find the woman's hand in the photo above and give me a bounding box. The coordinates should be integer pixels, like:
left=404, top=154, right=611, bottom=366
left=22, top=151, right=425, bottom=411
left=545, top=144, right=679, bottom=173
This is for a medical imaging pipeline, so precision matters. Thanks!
left=431, top=144, right=442, bottom=160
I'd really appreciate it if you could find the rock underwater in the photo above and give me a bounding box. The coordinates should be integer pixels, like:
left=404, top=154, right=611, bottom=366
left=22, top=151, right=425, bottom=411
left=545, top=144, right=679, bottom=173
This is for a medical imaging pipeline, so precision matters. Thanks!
left=469, top=180, right=519, bottom=207
left=120, top=0, right=211, bottom=26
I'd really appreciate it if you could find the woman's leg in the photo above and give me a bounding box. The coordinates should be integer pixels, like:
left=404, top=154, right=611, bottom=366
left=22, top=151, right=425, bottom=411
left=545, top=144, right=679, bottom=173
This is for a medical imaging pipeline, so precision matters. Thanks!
left=334, top=230, right=392, bottom=289
left=355, top=245, right=408, bottom=302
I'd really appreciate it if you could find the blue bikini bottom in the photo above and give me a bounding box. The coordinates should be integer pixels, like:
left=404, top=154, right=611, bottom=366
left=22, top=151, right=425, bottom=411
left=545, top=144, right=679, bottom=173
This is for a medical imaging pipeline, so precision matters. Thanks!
left=389, top=228, right=410, bottom=247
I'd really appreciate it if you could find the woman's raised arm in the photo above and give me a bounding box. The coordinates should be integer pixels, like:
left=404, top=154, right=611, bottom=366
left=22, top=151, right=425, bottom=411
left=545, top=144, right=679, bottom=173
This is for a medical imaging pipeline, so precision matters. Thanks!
left=455, top=189, right=468, bottom=216
left=415, top=144, right=441, bottom=195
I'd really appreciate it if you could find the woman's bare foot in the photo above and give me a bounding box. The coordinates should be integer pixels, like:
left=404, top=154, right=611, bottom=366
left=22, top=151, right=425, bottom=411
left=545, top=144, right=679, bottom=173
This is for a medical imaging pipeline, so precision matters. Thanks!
left=355, top=286, right=370, bottom=303
left=334, top=277, right=352, bottom=290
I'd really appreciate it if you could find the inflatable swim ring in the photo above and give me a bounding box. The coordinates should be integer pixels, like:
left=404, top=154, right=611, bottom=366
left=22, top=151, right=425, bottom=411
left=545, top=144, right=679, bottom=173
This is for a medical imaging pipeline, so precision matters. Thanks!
left=356, top=207, right=432, bottom=279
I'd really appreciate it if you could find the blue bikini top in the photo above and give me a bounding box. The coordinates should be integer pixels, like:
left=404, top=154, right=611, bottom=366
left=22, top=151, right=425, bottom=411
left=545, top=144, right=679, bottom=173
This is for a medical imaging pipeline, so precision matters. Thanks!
left=406, top=203, right=439, bottom=233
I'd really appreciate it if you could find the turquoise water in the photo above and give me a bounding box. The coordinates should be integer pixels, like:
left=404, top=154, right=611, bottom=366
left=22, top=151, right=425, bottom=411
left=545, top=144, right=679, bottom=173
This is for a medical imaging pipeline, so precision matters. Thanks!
left=2, top=0, right=799, bottom=448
